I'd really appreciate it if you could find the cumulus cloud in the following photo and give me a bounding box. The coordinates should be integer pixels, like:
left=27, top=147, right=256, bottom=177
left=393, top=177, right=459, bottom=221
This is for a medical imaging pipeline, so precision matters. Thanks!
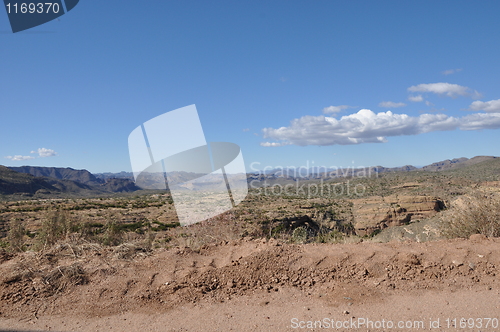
left=408, top=95, right=424, bottom=102
left=379, top=101, right=406, bottom=108
left=322, top=105, right=352, bottom=114
left=442, top=68, right=463, bottom=76
left=5, top=148, right=58, bottom=161
left=469, top=99, right=500, bottom=113
left=31, top=148, right=57, bottom=158
left=261, top=109, right=500, bottom=147
left=5, top=155, right=36, bottom=161
left=408, top=82, right=482, bottom=99
left=459, top=113, right=500, bottom=131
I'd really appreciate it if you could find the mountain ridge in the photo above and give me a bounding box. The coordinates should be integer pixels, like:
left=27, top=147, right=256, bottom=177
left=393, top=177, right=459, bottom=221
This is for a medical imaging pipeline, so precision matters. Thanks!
left=2, top=155, right=498, bottom=197
left=2, top=166, right=140, bottom=197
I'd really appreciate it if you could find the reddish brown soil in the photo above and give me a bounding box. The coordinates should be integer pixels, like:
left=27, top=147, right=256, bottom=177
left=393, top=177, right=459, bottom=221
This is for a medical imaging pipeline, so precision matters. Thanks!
left=1, top=235, right=499, bottom=331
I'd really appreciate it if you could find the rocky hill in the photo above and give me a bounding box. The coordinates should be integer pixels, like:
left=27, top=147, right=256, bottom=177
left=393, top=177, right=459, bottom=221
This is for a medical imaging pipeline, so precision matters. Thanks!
left=101, top=178, right=141, bottom=193
left=0, top=166, right=103, bottom=198
left=1, top=166, right=140, bottom=197
left=0, top=166, right=57, bottom=196
left=8, top=166, right=103, bottom=186
left=94, top=171, right=134, bottom=181
left=421, top=155, right=497, bottom=171
left=248, top=156, right=498, bottom=185
left=2, top=155, right=498, bottom=198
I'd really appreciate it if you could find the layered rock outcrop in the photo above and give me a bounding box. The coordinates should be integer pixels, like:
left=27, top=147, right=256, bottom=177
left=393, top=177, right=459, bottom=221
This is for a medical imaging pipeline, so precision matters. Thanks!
left=352, top=195, right=445, bottom=236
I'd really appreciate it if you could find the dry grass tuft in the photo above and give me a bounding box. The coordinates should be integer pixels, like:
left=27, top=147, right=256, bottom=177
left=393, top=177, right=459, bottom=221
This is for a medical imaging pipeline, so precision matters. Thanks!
left=440, top=192, right=500, bottom=238
left=43, top=263, right=87, bottom=294
left=113, top=242, right=151, bottom=260
left=7, top=219, right=27, bottom=252
left=169, top=212, right=246, bottom=250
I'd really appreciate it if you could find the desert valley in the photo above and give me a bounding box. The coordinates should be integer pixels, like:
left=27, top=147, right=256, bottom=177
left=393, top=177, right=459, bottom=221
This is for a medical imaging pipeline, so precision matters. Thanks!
left=0, top=156, right=499, bottom=331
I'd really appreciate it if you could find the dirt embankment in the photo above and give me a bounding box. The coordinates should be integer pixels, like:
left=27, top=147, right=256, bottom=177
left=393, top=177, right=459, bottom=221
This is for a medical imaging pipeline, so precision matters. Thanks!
left=0, top=235, right=499, bottom=331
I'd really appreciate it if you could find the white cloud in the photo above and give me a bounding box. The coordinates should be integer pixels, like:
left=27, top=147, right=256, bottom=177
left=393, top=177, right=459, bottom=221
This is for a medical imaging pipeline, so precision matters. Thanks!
left=408, top=95, right=424, bottom=102
left=261, top=109, right=500, bottom=147
left=31, top=148, right=57, bottom=158
left=408, top=82, right=482, bottom=99
left=260, top=142, right=288, bottom=147
left=5, top=155, right=36, bottom=161
left=459, top=113, right=500, bottom=131
left=469, top=99, right=500, bottom=113
left=442, top=68, right=463, bottom=76
left=5, top=148, right=58, bottom=161
left=242, top=128, right=250, bottom=132
left=262, top=109, right=459, bottom=146
left=322, top=105, right=352, bottom=114
left=379, top=101, right=406, bottom=108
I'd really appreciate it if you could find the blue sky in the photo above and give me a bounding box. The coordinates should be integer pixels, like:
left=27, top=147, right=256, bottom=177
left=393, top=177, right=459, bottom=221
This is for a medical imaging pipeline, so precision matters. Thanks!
left=1, top=1, right=500, bottom=173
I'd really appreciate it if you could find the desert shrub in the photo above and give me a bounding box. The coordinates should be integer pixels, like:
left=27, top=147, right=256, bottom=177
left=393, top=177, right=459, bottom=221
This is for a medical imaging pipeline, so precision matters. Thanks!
left=151, top=220, right=180, bottom=231
left=169, top=213, right=245, bottom=250
left=7, top=219, right=27, bottom=252
left=315, top=229, right=345, bottom=243
left=100, top=220, right=123, bottom=246
left=440, top=192, right=500, bottom=238
left=35, top=210, right=74, bottom=249
left=270, top=223, right=286, bottom=237
left=43, top=263, right=87, bottom=294
left=115, top=221, right=144, bottom=233
left=291, top=227, right=307, bottom=243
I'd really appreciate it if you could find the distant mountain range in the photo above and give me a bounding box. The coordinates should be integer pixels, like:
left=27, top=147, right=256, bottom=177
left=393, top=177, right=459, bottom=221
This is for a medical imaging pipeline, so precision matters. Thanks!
left=0, top=156, right=497, bottom=197
left=9, top=166, right=103, bottom=186
left=1, top=166, right=140, bottom=197
left=250, top=156, right=499, bottom=180
left=94, top=155, right=499, bottom=180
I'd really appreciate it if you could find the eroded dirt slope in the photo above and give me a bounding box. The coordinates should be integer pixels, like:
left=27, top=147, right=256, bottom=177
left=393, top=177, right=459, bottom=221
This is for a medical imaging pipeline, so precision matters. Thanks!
left=0, top=236, right=499, bottom=331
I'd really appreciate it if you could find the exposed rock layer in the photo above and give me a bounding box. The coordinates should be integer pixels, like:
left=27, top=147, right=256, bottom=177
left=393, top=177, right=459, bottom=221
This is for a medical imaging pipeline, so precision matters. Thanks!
left=352, top=195, right=444, bottom=236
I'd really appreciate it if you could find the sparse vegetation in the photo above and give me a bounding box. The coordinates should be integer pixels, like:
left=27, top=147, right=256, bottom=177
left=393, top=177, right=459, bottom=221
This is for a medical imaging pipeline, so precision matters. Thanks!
left=1, top=157, right=500, bottom=329
left=1, top=157, right=500, bottom=255
left=440, top=192, right=500, bottom=238
left=7, top=219, right=27, bottom=252
left=291, top=227, right=307, bottom=243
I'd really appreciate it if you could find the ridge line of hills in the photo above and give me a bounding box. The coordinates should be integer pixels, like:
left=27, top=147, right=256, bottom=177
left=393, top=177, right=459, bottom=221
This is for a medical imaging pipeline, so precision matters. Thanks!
left=254, top=156, right=500, bottom=178
left=0, top=155, right=498, bottom=198
left=0, top=166, right=140, bottom=197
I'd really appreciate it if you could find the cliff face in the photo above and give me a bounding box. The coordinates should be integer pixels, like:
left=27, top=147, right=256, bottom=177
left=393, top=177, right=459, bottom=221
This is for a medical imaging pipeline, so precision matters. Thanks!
left=352, top=195, right=445, bottom=236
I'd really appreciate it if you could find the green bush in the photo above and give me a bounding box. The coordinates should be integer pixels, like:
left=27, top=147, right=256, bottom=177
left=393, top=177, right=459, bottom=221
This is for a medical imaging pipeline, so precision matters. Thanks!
left=315, top=229, right=344, bottom=243
left=101, top=220, right=123, bottom=246
left=291, top=227, right=308, bottom=243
